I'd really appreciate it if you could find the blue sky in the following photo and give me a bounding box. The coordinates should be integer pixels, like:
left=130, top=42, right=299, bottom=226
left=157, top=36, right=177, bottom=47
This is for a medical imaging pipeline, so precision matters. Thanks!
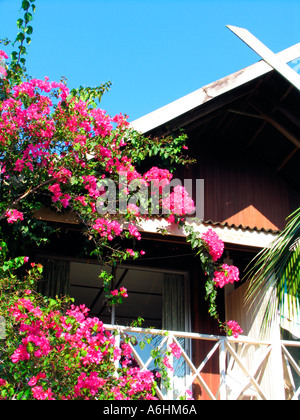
left=1, top=0, right=299, bottom=121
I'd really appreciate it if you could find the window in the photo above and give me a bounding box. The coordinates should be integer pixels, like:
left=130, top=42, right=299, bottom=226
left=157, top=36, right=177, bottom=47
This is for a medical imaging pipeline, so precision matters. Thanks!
left=69, top=261, right=191, bottom=332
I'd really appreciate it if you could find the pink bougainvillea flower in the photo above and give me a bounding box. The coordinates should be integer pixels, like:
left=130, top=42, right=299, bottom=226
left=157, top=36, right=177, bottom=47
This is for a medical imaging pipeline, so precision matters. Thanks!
left=143, top=166, right=173, bottom=191
left=163, top=356, right=173, bottom=371
left=227, top=320, right=243, bottom=338
left=126, top=249, right=135, bottom=258
left=0, top=379, right=7, bottom=387
left=31, top=386, right=55, bottom=400
left=128, top=224, right=141, bottom=240
left=161, top=185, right=195, bottom=216
left=120, top=287, right=128, bottom=298
left=5, top=209, right=24, bottom=224
left=92, top=218, right=123, bottom=241
left=28, top=372, right=47, bottom=387
left=201, top=229, right=224, bottom=261
left=75, top=196, right=88, bottom=206
left=0, top=66, right=7, bottom=78
left=0, top=50, right=8, bottom=59
left=127, top=203, right=140, bottom=216
left=169, top=342, right=182, bottom=359
left=214, top=264, right=240, bottom=288
left=11, top=345, right=30, bottom=363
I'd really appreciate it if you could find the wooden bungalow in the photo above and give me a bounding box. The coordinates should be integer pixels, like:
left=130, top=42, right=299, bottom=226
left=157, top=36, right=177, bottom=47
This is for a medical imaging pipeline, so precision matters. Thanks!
left=128, top=39, right=300, bottom=400
left=34, top=39, right=300, bottom=400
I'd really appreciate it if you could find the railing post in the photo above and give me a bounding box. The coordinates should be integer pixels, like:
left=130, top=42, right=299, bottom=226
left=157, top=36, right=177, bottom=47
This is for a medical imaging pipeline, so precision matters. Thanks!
left=114, top=328, right=121, bottom=378
left=219, top=338, right=227, bottom=400
left=271, top=337, right=285, bottom=400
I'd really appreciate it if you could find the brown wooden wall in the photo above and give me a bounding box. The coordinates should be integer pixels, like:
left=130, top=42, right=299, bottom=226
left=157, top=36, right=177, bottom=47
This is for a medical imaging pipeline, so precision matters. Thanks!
left=176, top=147, right=300, bottom=231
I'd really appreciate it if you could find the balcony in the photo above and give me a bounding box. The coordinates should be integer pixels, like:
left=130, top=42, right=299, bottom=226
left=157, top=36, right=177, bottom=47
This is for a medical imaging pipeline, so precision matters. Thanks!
left=104, top=324, right=300, bottom=400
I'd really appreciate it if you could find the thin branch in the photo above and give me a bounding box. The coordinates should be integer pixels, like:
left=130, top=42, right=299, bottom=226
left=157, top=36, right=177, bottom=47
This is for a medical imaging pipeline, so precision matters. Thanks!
left=0, top=178, right=53, bottom=220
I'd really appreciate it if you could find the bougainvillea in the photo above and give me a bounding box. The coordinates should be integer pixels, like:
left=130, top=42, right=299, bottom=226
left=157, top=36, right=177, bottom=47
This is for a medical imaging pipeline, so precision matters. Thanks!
left=169, top=343, right=182, bottom=360
left=214, top=264, right=240, bottom=288
left=226, top=320, right=244, bottom=338
left=0, top=51, right=8, bottom=79
left=201, top=228, right=225, bottom=262
left=0, top=268, right=158, bottom=400
left=0, top=0, right=243, bottom=401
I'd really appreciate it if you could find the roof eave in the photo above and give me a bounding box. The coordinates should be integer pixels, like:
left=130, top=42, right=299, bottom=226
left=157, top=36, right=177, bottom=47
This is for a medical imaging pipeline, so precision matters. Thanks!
left=130, top=43, right=300, bottom=135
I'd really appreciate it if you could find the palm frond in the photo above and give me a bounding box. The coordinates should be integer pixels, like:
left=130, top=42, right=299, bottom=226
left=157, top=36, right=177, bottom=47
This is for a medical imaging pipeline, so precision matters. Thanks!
left=244, top=207, right=300, bottom=333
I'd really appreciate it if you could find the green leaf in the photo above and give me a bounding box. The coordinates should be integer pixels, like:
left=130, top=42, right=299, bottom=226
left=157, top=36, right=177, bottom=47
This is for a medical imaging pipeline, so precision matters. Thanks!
left=24, top=12, right=33, bottom=23
left=11, top=51, right=18, bottom=61
left=150, top=349, right=159, bottom=359
left=17, top=19, right=24, bottom=29
left=19, top=45, right=26, bottom=55
left=21, top=0, right=30, bottom=10
left=139, top=341, right=146, bottom=351
left=205, top=281, right=214, bottom=296
left=16, top=32, right=25, bottom=42
left=130, top=336, right=137, bottom=346
left=49, top=298, right=57, bottom=308
left=25, top=26, right=33, bottom=35
left=1, top=390, right=7, bottom=398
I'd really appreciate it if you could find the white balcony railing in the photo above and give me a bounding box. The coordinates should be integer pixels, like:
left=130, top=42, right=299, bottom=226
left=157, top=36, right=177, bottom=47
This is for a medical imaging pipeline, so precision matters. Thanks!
left=104, top=324, right=300, bottom=400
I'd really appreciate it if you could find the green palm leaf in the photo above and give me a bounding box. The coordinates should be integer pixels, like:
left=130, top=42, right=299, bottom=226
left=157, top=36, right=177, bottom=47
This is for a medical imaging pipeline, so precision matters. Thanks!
left=245, top=207, right=300, bottom=333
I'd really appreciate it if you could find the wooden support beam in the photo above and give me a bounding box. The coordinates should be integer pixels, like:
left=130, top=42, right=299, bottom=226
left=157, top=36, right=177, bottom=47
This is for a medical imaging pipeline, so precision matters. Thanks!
left=247, top=120, right=267, bottom=148
left=277, top=105, right=300, bottom=129
left=279, top=85, right=295, bottom=101
left=165, top=85, right=255, bottom=135
left=277, top=147, right=299, bottom=172
left=228, top=109, right=264, bottom=119
left=247, top=85, right=294, bottom=148
left=250, top=102, right=300, bottom=149
left=220, top=78, right=266, bottom=134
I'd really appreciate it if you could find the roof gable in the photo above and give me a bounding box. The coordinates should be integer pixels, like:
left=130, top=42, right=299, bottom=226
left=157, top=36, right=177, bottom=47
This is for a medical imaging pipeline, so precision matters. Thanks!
left=131, top=43, right=300, bottom=135
left=131, top=43, right=300, bottom=194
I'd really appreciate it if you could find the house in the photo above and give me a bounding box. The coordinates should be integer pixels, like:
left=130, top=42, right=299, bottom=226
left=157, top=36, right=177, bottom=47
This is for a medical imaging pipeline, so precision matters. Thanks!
left=34, top=39, right=300, bottom=400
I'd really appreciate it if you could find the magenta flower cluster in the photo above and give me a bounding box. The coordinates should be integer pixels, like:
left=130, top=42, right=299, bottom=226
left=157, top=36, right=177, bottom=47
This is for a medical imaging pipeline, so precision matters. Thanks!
left=2, top=295, right=159, bottom=400
left=214, top=264, right=240, bottom=288
left=227, top=320, right=244, bottom=338
left=201, top=229, right=224, bottom=262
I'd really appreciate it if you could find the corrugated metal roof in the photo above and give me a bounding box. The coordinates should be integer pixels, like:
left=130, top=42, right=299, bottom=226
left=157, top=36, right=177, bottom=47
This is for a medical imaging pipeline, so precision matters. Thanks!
left=202, top=220, right=281, bottom=234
